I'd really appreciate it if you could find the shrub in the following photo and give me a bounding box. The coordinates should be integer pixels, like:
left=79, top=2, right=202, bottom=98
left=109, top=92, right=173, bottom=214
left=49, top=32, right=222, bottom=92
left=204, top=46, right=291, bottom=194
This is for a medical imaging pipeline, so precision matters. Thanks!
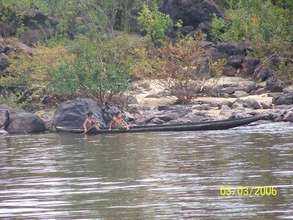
left=49, top=37, right=130, bottom=103
left=137, top=4, right=172, bottom=45
left=154, top=35, right=206, bottom=103
left=211, top=0, right=292, bottom=79
left=2, top=45, right=74, bottom=88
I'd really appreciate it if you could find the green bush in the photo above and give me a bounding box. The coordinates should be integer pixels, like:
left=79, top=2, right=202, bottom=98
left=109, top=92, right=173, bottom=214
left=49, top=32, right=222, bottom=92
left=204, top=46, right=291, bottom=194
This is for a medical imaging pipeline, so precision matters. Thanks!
left=211, top=0, right=291, bottom=44
left=49, top=38, right=129, bottom=103
left=211, top=0, right=292, bottom=79
left=138, top=4, right=172, bottom=45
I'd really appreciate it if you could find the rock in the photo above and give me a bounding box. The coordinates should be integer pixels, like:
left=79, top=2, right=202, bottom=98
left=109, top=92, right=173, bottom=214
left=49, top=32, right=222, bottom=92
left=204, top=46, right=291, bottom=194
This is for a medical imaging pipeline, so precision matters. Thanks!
left=229, top=111, right=253, bottom=119
left=161, top=0, right=223, bottom=32
left=254, top=67, right=274, bottom=81
left=0, top=22, right=16, bottom=37
left=19, top=11, right=58, bottom=45
left=142, top=105, right=192, bottom=124
left=213, top=43, right=247, bottom=57
left=233, top=90, right=249, bottom=98
left=254, top=87, right=266, bottom=95
left=223, top=66, right=237, bottom=76
left=127, top=104, right=141, bottom=114
left=215, top=77, right=257, bottom=95
left=233, top=98, right=262, bottom=110
left=284, top=85, right=293, bottom=93
left=23, top=11, right=58, bottom=30
left=241, top=58, right=260, bottom=76
left=14, top=41, right=35, bottom=55
left=227, top=55, right=244, bottom=69
left=53, top=98, right=106, bottom=129
left=192, top=104, right=211, bottom=111
left=149, top=117, right=166, bottom=124
left=220, top=104, right=231, bottom=111
left=7, top=112, right=46, bottom=134
left=273, top=93, right=293, bottom=105
left=174, top=25, right=195, bottom=37
left=20, top=28, right=55, bottom=46
left=0, top=53, right=9, bottom=71
left=35, top=110, right=55, bottom=130
left=283, top=110, right=293, bottom=122
left=0, top=109, right=10, bottom=130
left=266, top=77, right=284, bottom=92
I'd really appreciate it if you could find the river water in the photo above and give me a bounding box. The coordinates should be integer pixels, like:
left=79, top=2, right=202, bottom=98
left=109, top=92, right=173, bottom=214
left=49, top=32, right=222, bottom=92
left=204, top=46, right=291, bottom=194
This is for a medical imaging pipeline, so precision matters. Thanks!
left=0, top=122, right=292, bottom=220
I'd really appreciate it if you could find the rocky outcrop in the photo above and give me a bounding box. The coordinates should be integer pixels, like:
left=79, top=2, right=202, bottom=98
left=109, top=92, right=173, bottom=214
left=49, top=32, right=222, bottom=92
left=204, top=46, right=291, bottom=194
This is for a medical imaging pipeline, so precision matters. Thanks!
left=161, top=0, right=223, bottom=34
left=6, top=112, right=46, bottom=134
left=273, top=93, right=293, bottom=105
left=1, top=105, right=46, bottom=134
left=52, top=98, right=106, bottom=129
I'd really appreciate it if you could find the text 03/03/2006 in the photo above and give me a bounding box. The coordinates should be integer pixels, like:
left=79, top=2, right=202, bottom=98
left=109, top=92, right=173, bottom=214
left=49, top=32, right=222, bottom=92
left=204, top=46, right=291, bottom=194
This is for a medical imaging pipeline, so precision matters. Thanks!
left=219, top=186, right=278, bottom=197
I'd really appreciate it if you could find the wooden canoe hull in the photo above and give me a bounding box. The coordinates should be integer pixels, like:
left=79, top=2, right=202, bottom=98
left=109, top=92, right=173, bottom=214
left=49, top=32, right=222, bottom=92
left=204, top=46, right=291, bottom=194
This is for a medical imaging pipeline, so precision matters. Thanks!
left=56, top=115, right=266, bottom=135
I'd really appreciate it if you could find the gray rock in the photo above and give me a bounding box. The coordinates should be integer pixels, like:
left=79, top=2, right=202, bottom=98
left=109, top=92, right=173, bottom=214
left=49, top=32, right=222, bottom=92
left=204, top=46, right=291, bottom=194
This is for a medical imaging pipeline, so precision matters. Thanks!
left=266, top=77, right=284, bottom=92
left=272, top=93, right=293, bottom=105
left=0, top=109, right=10, bottom=130
left=213, top=43, right=247, bottom=57
left=53, top=98, right=106, bottom=129
left=233, top=98, right=262, bottom=110
left=283, top=110, right=293, bottom=122
left=0, top=53, right=9, bottom=71
left=254, top=67, right=274, bottom=81
left=241, top=58, right=260, bottom=76
left=161, top=0, right=223, bottom=32
left=284, top=85, right=293, bottom=93
left=227, top=55, right=244, bottom=69
left=220, top=104, right=231, bottom=111
left=7, top=112, right=46, bottom=134
left=233, top=90, right=249, bottom=98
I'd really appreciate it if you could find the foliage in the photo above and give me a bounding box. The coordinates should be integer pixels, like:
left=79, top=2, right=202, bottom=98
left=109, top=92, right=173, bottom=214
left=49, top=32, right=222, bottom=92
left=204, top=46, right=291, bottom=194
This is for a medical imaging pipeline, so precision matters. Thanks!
left=1, top=45, right=74, bottom=88
left=208, top=58, right=227, bottom=77
left=49, top=37, right=130, bottom=103
left=211, top=0, right=292, bottom=79
left=0, top=0, right=165, bottom=39
left=138, top=4, right=172, bottom=45
left=211, top=0, right=291, bottom=45
left=153, top=35, right=206, bottom=103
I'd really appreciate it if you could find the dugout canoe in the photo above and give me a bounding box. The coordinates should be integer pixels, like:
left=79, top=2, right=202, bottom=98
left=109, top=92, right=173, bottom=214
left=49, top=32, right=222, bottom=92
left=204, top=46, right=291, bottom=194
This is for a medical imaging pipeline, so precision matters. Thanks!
left=55, top=115, right=266, bottom=135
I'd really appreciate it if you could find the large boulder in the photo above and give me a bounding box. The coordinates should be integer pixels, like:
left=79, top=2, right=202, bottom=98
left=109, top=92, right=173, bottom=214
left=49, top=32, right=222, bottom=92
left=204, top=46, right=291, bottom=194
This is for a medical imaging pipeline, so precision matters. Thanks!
left=273, top=93, right=293, bottom=105
left=52, top=98, right=106, bottom=129
left=7, top=112, right=46, bottom=134
left=161, top=0, right=223, bottom=32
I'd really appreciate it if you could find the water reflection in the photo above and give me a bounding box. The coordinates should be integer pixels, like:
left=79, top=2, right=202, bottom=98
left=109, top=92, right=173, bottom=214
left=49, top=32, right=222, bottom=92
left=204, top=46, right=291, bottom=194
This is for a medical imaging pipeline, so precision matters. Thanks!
left=0, top=122, right=292, bottom=219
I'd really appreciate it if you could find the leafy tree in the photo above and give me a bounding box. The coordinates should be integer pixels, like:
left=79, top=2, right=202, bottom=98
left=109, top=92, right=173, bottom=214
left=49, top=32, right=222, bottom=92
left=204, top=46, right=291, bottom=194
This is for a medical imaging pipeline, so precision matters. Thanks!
left=138, top=3, right=172, bottom=45
left=49, top=37, right=130, bottom=103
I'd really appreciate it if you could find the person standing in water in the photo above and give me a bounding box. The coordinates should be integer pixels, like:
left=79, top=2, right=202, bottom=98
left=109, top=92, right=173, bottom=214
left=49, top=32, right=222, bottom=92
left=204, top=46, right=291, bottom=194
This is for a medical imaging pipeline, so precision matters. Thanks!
left=83, top=111, right=100, bottom=133
left=108, top=112, right=129, bottom=131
